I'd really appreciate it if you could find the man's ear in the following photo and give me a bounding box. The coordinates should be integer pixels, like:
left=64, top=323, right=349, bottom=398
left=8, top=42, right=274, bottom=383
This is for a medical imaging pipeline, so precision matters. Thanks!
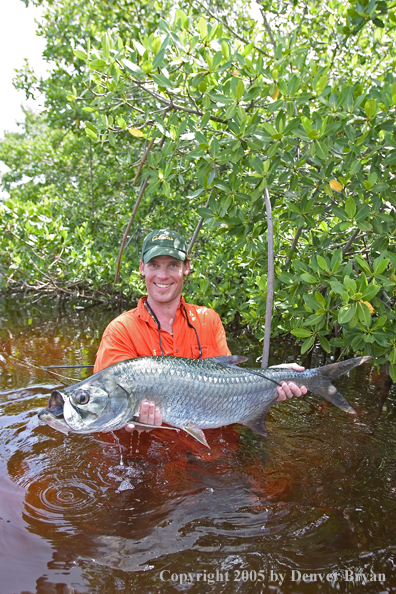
left=139, top=260, right=145, bottom=276
left=183, top=260, right=191, bottom=276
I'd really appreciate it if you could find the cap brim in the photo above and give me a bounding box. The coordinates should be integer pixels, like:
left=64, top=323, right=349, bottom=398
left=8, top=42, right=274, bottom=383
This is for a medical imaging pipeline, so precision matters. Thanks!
left=143, top=246, right=187, bottom=263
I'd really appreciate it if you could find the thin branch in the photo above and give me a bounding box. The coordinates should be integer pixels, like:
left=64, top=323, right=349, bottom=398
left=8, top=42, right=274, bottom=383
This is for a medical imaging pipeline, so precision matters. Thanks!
left=128, top=81, right=228, bottom=123
left=261, top=186, right=274, bottom=369
left=89, top=140, right=94, bottom=219
left=194, top=0, right=270, bottom=57
left=114, top=135, right=166, bottom=284
left=260, top=10, right=276, bottom=48
left=187, top=189, right=214, bottom=256
left=285, top=226, right=303, bottom=265
left=133, top=138, right=155, bottom=185
left=342, top=228, right=360, bottom=256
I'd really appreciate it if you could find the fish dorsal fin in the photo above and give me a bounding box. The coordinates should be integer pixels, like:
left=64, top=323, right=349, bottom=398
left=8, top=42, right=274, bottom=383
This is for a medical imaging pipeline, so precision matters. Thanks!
left=209, top=355, right=248, bottom=367
left=242, top=402, right=273, bottom=437
left=183, top=426, right=210, bottom=448
left=209, top=356, right=281, bottom=387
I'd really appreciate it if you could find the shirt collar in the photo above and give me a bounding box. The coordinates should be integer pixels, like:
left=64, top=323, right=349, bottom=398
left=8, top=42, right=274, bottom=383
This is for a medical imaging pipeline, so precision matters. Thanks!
left=137, top=295, right=186, bottom=324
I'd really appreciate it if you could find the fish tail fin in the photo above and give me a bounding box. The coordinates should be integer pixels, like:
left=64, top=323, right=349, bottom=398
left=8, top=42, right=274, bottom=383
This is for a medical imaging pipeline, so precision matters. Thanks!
left=313, top=356, right=371, bottom=414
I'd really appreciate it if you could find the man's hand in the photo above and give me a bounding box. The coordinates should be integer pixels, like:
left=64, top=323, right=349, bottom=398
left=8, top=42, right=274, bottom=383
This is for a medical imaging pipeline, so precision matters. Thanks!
left=124, top=400, right=163, bottom=433
left=270, top=362, right=308, bottom=402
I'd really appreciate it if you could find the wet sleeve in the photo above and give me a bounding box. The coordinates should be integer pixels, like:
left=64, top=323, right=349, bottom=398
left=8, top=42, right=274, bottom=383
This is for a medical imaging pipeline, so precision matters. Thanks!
left=93, top=322, right=138, bottom=373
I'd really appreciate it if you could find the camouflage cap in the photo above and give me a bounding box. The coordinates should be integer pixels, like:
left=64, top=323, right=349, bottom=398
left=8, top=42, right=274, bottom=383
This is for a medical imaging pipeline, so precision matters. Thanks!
left=141, top=229, right=188, bottom=263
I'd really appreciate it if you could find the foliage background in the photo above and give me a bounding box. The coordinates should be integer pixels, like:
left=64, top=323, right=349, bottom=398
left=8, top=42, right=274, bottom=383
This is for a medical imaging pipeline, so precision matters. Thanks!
left=1, top=0, right=396, bottom=374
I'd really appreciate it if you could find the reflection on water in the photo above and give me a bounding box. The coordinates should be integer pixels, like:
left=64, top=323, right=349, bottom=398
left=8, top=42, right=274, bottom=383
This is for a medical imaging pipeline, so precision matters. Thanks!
left=1, top=297, right=396, bottom=593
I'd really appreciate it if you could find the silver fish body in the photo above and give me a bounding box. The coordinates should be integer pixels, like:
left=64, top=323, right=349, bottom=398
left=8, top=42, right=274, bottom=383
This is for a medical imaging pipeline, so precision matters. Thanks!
left=38, top=355, right=370, bottom=446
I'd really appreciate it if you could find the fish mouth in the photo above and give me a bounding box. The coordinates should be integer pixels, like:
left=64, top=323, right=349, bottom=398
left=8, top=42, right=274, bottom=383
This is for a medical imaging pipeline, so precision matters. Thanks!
left=45, top=389, right=65, bottom=418
left=38, top=390, right=71, bottom=434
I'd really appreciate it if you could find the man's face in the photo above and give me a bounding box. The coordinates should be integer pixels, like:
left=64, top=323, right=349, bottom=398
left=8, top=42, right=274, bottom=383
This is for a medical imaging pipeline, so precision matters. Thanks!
left=139, top=255, right=190, bottom=306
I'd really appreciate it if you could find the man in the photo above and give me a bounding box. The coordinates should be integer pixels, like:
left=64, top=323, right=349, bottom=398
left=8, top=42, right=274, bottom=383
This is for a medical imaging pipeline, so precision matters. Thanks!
left=94, top=228, right=307, bottom=432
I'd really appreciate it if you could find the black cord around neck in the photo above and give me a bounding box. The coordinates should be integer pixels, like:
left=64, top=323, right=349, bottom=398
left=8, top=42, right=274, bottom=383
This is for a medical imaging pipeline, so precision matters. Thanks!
left=145, top=299, right=202, bottom=359
left=145, top=299, right=166, bottom=356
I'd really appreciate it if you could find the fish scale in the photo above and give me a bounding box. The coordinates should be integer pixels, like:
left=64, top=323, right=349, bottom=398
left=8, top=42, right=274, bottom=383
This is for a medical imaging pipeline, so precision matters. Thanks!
left=38, top=355, right=371, bottom=447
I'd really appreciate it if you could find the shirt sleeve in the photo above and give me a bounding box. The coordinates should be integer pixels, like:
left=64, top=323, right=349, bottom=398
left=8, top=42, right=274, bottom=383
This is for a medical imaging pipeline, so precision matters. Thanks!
left=93, top=322, right=138, bottom=373
left=211, top=311, right=232, bottom=356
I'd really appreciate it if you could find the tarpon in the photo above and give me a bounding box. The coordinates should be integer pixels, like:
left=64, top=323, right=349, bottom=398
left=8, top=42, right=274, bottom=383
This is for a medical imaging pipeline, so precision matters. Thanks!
left=38, top=355, right=371, bottom=447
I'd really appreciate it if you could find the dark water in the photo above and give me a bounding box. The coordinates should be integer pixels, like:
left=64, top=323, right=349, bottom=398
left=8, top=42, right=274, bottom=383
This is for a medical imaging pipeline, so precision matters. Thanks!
left=1, top=297, right=396, bottom=594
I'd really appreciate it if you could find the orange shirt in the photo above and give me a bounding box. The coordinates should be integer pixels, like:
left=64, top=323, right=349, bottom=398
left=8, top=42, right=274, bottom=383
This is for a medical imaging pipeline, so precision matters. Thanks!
left=93, top=296, right=231, bottom=373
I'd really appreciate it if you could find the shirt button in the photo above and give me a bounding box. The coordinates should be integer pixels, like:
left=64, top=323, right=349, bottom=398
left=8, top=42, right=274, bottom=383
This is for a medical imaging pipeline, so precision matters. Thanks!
left=176, top=349, right=179, bottom=353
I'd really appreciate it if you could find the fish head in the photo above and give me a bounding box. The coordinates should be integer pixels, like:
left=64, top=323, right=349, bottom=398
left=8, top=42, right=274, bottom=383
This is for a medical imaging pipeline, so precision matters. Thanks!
left=39, top=380, right=136, bottom=434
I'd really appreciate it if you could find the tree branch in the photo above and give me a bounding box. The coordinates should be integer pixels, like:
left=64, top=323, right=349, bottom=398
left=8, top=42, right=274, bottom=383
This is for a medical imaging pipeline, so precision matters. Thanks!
left=194, top=0, right=270, bottom=57
left=285, top=226, right=303, bottom=266
left=114, top=135, right=166, bottom=284
left=260, top=10, right=276, bottom=48
left=261, top=186, right=274, bottom=369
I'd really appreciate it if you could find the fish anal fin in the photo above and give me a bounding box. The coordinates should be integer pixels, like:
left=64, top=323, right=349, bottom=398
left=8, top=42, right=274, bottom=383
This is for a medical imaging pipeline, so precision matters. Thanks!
left=183, top=426, right=210, bottom=448
left=314, top=385, right=357, bottom=415
left=129, top=421, right=180, bottom=431
left=242, top=404, right=272, bottom=437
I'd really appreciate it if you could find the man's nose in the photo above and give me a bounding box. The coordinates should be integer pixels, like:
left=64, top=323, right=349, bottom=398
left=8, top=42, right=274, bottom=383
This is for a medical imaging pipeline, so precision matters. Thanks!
left=157, top=266, right=168, bottom=278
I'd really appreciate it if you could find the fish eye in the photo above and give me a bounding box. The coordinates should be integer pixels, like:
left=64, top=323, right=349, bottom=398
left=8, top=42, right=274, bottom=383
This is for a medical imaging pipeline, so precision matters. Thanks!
left=74, top=390, right=90, bottom=405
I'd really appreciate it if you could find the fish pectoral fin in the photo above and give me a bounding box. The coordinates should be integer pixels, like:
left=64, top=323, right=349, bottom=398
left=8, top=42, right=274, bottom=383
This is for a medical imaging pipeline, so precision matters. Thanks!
left=129, top=421, right=180, bottom=431
left=242, top=403, right=273, bottom=437
left=314, top=385, right=357, bottom=415
left=209, top=355, right=248, bottom=367
left=183, top=426, right=210, bottom=448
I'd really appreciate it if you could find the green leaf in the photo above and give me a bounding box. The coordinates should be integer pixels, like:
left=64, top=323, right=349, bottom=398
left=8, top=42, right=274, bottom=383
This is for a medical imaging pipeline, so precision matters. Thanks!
left=300, top=273, right=317, bottom=283
left=151, top=72, right=173, bottom=88
left=314, top=291, right=326, bottom=308
left=372, top=315, right=387, bottom=330
left=304, top=313, right=325, bottom=326
left=315, top=75, right=327, bottom=95
left=364, top=98, right=377, bottom=119
left=345, top=196, right=356, bottom=219
left=198, top=16, right=208, bottom=39
left=338, top=304, right=356, bottom=324
left=354, top=255, right=371, bottom=275
left=318, top=334, right=331, bottom=353
left=361, top=283, right=380, bottom=301
left=301, top=335, right=315, bottom=354
left=222, top=40, right=230, bottom=60
left=101, top=32, right=110, bottom=60
left=122, top=59, right=142, bottom=74
left=291, top=328, right=312, bottom=338
left=389, top=363, right=396, bottom=383
left=152, top=48, right=166, bottom=69
left=316, top=256, right=329, bottom=272
left=355, top=204, right=370, bottom=223
left=332, top=205, right=348, bottom=221
left=315, top=141, right=328, bottom=160
left=235, top=79, right=245, bottom=102
left=373, top=257, right=389, bottom=275
left=343, top=276, right=357, bottom=294
left=196, top=207, right=213, bottom=219
left=85, top=128, right=98, bottom=141
left=74, top=49, right=87, bottom=60
left=89, top=59, right=106, bottom=70
left=357, top=302, right=372, bottom=327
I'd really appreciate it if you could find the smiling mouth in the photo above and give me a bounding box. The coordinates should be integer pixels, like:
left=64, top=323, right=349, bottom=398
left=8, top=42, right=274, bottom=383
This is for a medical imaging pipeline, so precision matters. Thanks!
left=155, top=283, right=172, bottom=288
